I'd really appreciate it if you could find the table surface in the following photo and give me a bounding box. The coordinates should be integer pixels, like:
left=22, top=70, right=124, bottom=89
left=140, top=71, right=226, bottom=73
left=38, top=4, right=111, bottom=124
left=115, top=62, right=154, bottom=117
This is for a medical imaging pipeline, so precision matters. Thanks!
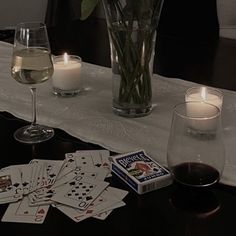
left=0, top=111, right=236, bottom=235
left=1, top=18, right=236, bottom=235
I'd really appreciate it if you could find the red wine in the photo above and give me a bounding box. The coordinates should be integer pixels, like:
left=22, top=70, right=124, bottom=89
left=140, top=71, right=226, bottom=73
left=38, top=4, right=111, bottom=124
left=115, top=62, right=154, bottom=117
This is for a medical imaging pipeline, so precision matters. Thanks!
left=172, top=162, right=220, bottom=187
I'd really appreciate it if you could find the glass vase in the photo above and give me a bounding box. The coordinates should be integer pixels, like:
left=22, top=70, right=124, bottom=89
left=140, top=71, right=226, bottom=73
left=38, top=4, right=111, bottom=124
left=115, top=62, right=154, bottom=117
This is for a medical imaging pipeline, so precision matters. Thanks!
left=102, top=0, right=164, bottom=117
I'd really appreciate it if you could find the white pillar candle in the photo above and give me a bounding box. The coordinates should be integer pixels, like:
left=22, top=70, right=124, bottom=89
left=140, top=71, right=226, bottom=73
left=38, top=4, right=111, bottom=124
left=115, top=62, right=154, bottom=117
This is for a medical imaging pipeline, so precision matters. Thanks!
left=185, top=101, right=220, bottom=131
left=185, top=86, right=223, bottom=110
left=52, top=53, right=82, bottom=96
left=185, top=87, right=223, bottom=131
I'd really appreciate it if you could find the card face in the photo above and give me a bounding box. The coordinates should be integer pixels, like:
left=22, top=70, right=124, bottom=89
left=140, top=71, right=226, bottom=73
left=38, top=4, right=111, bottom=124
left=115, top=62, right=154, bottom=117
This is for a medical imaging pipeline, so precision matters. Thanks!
left=93, top=201, right=126, bottom=220
left=56, top=187, right=125, bottom=222
left=74, top=153, right=95, bottom=171
left=0, top=174, right=13, bottom=194
left=52, top=177, right=109, bottom=210
left=76, top=150, right=112, bottom=177
left=76, top=168, right=109, bottom=181
left=2, top=197, right=49, bottom=224
left=44, top=160, right=63, bottom=186
left=28, top=163, right=42, bottom=193
left=7, top=164, right=32, bottom=196
left=30, top=159, right=63, bottom=188
left=0, top=150, right=127, bottom=223
left=0, top=167, right=23, bottom=201
left=19, top=165, right=32, bottom=195
left=76, top=150, right=110, bottom=168
left=56, top=159, right=76, bottom=180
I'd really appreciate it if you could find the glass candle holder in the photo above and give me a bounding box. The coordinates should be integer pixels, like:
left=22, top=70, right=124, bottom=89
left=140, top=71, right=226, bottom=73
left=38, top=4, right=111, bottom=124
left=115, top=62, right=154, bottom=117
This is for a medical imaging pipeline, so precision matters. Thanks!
left=52, top=54, right=83, bottom=97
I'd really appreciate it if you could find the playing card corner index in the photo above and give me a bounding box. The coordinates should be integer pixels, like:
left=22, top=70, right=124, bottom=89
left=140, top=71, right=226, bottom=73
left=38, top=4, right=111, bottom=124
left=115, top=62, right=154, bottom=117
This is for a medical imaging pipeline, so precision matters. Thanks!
left=111, top=150, right=172, bottom=194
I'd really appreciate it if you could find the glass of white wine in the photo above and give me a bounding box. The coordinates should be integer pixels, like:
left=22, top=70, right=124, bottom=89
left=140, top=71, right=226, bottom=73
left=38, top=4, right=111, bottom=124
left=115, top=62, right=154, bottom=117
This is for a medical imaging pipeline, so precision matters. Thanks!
left=11, top=22, right=54, bottom=143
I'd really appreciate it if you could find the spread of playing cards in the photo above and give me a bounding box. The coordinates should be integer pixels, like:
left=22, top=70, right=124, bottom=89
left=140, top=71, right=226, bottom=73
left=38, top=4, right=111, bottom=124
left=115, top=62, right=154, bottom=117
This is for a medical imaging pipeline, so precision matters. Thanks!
left=0, top=150, right=129, bottom=224
left=0, top=149, right=172, bottom=224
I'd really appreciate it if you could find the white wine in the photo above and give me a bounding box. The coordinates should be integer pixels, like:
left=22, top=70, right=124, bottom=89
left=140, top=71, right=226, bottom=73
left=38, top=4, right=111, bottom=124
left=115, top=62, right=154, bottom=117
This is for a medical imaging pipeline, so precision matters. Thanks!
left=11, top=48, right=54, bottom=84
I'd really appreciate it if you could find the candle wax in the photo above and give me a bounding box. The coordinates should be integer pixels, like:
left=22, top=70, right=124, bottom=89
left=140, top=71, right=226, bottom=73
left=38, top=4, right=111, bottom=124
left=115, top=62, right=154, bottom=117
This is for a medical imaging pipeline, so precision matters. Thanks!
left=186, top=92, right=222, bottom=110
left=52, top=58, right=82, bottom=91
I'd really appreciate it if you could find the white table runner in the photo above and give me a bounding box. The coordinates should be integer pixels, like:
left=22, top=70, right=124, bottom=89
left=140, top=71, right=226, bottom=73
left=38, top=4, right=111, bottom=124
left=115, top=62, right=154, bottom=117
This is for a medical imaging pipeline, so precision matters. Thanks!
left=1, top=41, right=236, bottom=186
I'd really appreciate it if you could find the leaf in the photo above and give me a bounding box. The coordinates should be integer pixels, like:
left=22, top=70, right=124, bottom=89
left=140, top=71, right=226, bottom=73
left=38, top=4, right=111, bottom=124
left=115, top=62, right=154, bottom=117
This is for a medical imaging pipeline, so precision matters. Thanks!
left=80, top=0, right=99, bottom=20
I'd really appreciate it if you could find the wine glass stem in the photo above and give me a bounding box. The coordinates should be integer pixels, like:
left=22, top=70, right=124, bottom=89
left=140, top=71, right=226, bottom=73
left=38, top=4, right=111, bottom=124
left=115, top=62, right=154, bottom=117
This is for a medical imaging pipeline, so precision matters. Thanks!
left=30, top=87, right=37, bottom=126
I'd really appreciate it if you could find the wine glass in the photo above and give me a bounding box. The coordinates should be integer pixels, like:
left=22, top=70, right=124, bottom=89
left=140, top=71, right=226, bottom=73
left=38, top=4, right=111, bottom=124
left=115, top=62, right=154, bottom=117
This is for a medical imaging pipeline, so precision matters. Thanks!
left=167, top=101, right=225, bottom=188
left=11, top=22, right=54, bottom=143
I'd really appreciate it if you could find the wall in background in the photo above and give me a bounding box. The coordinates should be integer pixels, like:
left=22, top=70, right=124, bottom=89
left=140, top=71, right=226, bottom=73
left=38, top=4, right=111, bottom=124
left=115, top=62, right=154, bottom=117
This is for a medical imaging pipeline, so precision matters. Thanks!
left=0, top=0, right=48, bottom=29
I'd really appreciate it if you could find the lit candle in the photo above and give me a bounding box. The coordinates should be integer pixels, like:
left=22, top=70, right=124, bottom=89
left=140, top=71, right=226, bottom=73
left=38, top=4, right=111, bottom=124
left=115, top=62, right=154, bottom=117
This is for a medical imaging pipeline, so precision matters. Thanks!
left=185, top=86, right=223, bottom=110
left=185, top=87, right=223, bottom=131
left=52, top=53, right=82, bottom=97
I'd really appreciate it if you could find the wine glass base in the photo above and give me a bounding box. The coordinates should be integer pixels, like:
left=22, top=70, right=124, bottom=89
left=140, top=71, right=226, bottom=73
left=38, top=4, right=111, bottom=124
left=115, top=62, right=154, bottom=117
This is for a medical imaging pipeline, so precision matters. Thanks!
left=14, top=124, right=54, bottom=144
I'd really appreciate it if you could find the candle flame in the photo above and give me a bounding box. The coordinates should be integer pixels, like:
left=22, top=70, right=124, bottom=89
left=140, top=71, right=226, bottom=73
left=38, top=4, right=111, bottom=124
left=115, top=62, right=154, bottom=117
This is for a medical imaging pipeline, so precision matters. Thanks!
left=63, top=52, right=69, bottom=65
left=200, top=87, right=208, bottom=100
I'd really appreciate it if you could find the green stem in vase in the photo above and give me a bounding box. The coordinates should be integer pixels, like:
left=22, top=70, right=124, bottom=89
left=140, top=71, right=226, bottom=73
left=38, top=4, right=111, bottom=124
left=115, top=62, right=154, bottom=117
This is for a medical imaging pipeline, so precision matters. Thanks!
left=108, top=2, right=155, bottom=106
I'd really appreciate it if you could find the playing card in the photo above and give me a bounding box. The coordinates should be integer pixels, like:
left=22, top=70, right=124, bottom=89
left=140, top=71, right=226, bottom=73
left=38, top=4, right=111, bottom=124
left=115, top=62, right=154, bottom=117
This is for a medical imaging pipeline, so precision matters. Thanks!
left=51, top=177, right=109, bottom=210
left=30, top=159, right=63, bottom=187
left=56, top=158, right=76, bottom=180
left=3, top=164, right=32, bottom=195
left=76, top=150, right=103, bottom=168
left=44, top=160, right=63, bottom=185
left=75, top=168, right=109, bottom=181
left=0, top=167, right=23, bottom=202
left=55, top=186, right=124, bottom=222
left=76, top=150, right=111, bottom=177
left=64, top=153, right=77, bottom=169
left=0, top=154, right=129, bottom=224
left=52, top=171, right=76, bottom=189
left=28, top=187, right=53, bottom=206
left=93, top=201, right=126, bottom=220
left=17, top=165, right=32, bottom=195
left=92, top=186, right=128, bottom=220
left=74, top=153, right=95, bottom=171
left=28, top=162, right=43, bottom=193
left=41, top=168, right=108, bottom=205
left=2, top=196, right=49, bottom=224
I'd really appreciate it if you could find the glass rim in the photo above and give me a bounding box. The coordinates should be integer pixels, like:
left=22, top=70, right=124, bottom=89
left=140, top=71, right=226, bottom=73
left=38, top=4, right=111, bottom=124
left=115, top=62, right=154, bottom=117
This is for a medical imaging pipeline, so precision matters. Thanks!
left=53, top=54, right=82, bottom=62
left=173, top=101, right=221, bottom=120
left=15, top=21, right=46, bottom=30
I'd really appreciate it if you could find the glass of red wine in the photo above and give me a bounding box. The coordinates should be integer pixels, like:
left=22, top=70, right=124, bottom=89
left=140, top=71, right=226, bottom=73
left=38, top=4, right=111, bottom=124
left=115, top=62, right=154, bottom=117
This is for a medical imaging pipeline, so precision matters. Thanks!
left=167, top=101, right=225, bottom=188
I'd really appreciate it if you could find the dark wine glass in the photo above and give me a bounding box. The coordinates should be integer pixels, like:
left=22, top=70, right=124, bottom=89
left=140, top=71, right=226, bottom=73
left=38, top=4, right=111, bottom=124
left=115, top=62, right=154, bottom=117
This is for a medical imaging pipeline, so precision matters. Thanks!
left=167, top=101, right=225, bottom=187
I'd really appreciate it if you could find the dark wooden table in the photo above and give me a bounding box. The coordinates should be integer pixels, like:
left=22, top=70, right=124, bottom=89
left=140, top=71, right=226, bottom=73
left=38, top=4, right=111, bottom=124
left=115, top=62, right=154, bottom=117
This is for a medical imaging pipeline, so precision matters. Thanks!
left=0, top=111, right=236, bottom=235
left=1, top=17, right=236, bottom=235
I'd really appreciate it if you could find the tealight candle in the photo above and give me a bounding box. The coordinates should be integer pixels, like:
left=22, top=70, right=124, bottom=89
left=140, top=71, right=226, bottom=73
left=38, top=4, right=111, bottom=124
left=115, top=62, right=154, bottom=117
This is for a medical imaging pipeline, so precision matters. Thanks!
left=185, top=86, right=223, bottom=110
left=52, top=53, right=82, bottom=97
left=185, top=87, right=223, bottom=131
